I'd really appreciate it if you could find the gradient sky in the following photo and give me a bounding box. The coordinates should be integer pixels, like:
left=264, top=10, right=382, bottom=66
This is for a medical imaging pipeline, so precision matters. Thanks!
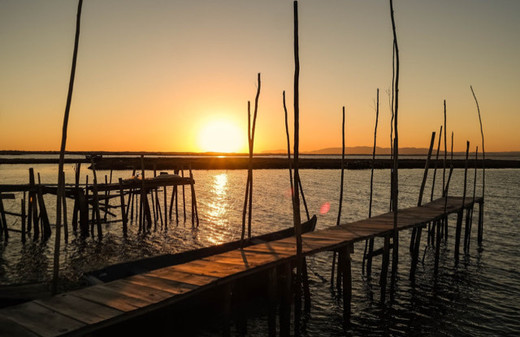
left=1, top=0, right=519, bottom=152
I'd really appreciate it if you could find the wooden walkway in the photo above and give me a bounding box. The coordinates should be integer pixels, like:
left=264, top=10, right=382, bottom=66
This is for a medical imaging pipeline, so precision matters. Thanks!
left=0, top=196, right=483, bottom=337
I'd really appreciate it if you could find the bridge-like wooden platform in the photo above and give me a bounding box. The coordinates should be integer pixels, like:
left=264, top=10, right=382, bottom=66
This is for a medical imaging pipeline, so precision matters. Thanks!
left=0, top=196, right=483, bottom=337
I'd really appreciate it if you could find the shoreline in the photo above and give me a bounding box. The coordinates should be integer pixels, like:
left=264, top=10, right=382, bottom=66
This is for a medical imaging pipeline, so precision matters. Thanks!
left=1, top=157, right=519, bottom=170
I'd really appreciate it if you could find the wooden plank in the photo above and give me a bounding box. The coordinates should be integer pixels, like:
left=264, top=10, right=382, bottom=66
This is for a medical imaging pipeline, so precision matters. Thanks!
left=242, top=241, right=296, bottom=257
left=170, top=259, right=248, bottom=278
left=102, top=279, right=173, bottom=305
left=148, top=267, right=218, bottom=287
left=1, top=302, right=85, bottom=337
left=124, top=273, right=197, bottom=294
left=203, top=249, right=288, bottom=268
left=72, top=284, right=146, bottom=312
left=0, top=316, right=39, bottom=337
left=35, top=293, right=122, bottom=325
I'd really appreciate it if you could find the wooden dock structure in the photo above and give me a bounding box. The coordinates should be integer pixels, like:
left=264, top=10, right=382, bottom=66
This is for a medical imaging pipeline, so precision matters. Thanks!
left=0, top=166, right=199, bottom=243
left=0, top=196, right=484, bottom=336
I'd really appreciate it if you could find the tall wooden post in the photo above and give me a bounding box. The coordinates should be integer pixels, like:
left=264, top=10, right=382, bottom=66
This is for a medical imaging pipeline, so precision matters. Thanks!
left=52, top=0, right=83, bottom=295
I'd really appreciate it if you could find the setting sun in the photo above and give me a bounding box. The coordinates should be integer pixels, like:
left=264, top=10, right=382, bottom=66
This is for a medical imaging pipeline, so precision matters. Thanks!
left=197, top=120, right=247, bottom=153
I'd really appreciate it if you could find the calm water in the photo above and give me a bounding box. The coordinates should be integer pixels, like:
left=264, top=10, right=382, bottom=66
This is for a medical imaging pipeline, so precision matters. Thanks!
left=0, top=164, right=519, bottom=336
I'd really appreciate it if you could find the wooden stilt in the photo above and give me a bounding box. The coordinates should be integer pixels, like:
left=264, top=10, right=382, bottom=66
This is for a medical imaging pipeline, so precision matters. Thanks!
left=411, top=131, right=435, bottom=253
left=454, top=210, right=463, bottom=264
left=366, top=238, right=375, bottom=279
left=119, top=178, right=127, bottom=236
left=434, top=218, right=442, bottom=276
left=61, top=172, right=68, bottom=243
left=163, top=182, right=168, bottom=230
left=0, top=197, right=8, bottom=241
left=380, top=235, right=390, bottom=303
left=28, top=168, right=38, bottom=239
left=181, top=168, right=186, bottom=222
left=103, top=175, right=109, bottom=222
left=78, top=189, right=89, bottom=238
left=21, top=198, right=26, bottom=243
left=190, top=167, right=199, bottom=227
left=341, top=245, right=352, bottom=324
left=36, top=183, right=51, bottom=240
left=410, top=226, right=423, bottom=284
left=477, top=199, right=484, bottom=246
left=90, top=160, right=103, bottom=240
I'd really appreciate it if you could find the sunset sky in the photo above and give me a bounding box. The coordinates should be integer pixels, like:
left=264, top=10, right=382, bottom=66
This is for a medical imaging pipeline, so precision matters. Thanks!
left=1, top=0, right=519, bottom=153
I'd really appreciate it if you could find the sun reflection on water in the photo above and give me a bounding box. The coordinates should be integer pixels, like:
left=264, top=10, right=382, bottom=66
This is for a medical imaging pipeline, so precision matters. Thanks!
left=206, top=173, right=230, bottom=245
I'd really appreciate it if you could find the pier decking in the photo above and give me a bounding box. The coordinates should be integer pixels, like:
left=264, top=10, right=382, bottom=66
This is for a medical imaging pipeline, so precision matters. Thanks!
left=0, top=196, right=483, bottom=337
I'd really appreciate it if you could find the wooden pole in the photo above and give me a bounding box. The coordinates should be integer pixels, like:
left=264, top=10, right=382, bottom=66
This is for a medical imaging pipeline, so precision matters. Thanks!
left=465, top=146, right=478, bottom=252
left=455, top=141, right=470, bottom=264
left=189, top=167, right=199, bottom=227
left=332, top=107, right=346, bottom=286
left=37, top=174, right=51, bottom=240
left=52, top=0, right=83, bottom=295
left=410, top=132, right=435, bottom=282
left=470, top=86, right=485, bottom=246
left=21, top=198, right=26, bottom=243
left=90, top=159, right=103, bottom=240
left=410, top=131, right=435, bottom=252
left=241, top=102, right=252, bottom=243
left=444, top=131, right=454, bottom=240
left=364, top=88, right=379, bottom=278
left=427, top=125, right=442, bottom=245
left=61, top=171, right=68, bottom=243
left=283, top=91, right=294, bottom=204
left=0, top=197, right=7, bottom=241
left=181, top=168, right=186, bottom=222
left=72, top=163, right=81, bottom=233
left=28, top=168, right=37, bottom=238
left=389, top=0, right=400, bottom=296
left=442, top=100, right=447, bottom=196
left=119, top=178, right=127, bottom=236
left=293, top=1, right=303, bottom=332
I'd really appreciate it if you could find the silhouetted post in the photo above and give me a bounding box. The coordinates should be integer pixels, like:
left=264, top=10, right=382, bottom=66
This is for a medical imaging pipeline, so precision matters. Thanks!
left=90, top=159, right=103, bottom=240
left=410, top=132, right=435, bottom=283
left=465, top=147, right=478, bottom=252
left=332, top=107, right=346, bottom=286
left=364, top=88, right=379, bottom=279
left=0, top=197, right=7, bottom=241
left=293, top=1, right=303, bottom=332
left=428, top=125, right=442, bottom=244
left=389, top=0, right=400, bottom=297
left=52, top=0, right=83, bottom=295
left=119, top=178, right=127, bottom=236
left=410, top=131, right=435, bottom=252
left=37, top=173, right=51, bottom=240
left=21, top=198, right=26, bottom=243
left=28, top=168, right=37, bottom=238
left=61, top=171, right=68, bottom=243
left=471, top=86, right=485, bottom=246
left=189, top=166, right=199, bottom=227
left=72, top=163, right=81, bottom=232
left=181, top=168, right=186, bottom=222
left=455, top=141, right=470, bottom=264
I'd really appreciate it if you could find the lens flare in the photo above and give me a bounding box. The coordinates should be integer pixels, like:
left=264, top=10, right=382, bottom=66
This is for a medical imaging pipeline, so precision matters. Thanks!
left=320, top=202, right=330, bottom=214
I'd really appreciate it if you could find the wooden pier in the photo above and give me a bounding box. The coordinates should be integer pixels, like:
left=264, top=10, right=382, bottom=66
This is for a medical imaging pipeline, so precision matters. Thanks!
left=0, top=196, right=483, bottom=336
left=0, top=166, right=199, bottom=243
